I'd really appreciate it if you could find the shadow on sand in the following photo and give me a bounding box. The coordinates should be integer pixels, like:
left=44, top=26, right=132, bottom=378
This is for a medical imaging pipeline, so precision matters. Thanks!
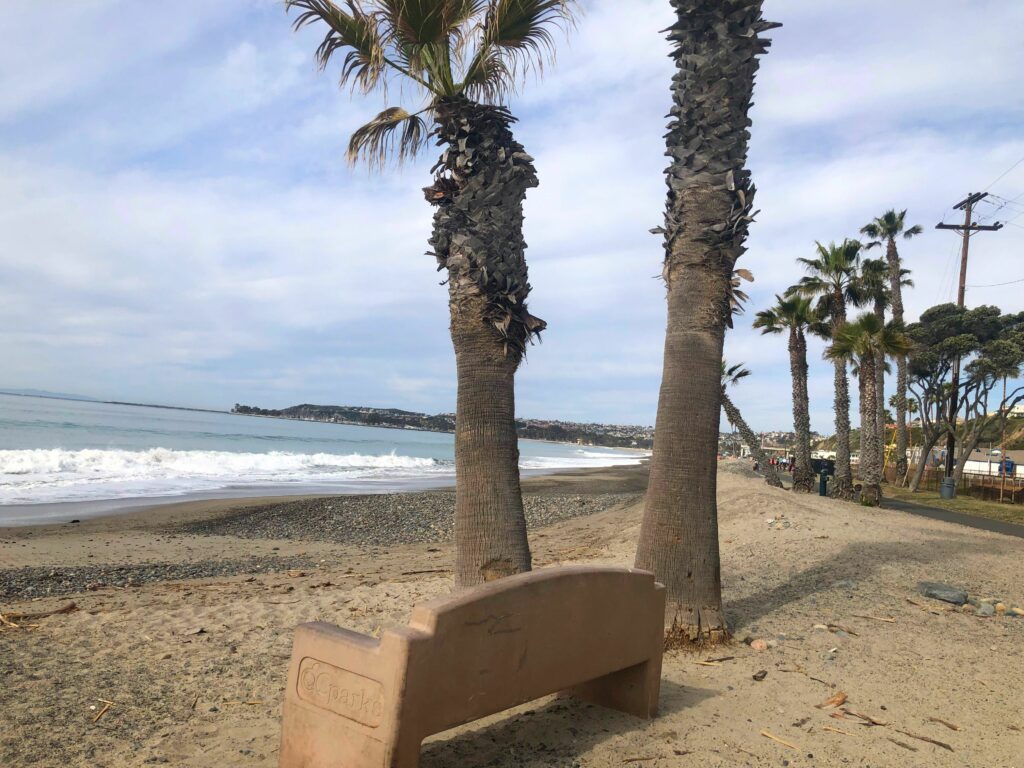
left=420, top=678, right=713, bottom=767
left=724, top=528, right=1021, bottom=628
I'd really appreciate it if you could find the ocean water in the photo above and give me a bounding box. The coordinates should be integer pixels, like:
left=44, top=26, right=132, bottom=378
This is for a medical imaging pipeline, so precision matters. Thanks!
left=0, top=394, right=644, bottom=523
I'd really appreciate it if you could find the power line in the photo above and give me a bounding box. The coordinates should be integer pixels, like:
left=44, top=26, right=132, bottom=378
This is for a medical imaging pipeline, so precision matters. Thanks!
left=990, top=192, right=1024, bottom=208
left=965, top=277, right=1024, bottom=288
left=987, top=152, right=1024, bottom=190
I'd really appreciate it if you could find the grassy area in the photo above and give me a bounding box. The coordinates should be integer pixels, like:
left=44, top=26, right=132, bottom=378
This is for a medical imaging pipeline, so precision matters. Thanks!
left=883, top=483, right=1024, bottom=525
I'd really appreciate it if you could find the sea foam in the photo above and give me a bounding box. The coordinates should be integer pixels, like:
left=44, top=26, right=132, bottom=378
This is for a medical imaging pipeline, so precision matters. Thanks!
left=0, top=448, right=447, bottom=504
left=0, top=445, right=645, bottom=505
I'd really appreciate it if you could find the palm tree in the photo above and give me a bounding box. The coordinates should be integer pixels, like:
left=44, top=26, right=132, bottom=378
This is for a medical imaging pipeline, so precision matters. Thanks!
left=753, top=294, right=824, bottom=493
left=857, top=258, right=912, bottom=480
left=286, top=0, right=576, bottom=587
left=860, top=210, right=921, bottom=483
left=634, top=1, right=779, bottom=646
left=827, top=313, right=912, bottom=506
left=720, top=362, right=784, bottom=489
left=791, top=239, right=862, bottom=499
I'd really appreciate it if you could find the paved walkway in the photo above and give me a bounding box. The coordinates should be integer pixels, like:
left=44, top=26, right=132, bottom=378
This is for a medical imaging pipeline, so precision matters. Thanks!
left=882, top=497, right=1024, bottom=539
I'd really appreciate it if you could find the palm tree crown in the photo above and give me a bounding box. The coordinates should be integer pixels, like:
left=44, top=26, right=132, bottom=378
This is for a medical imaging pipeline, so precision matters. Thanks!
left=827, top=312, right=913, bottom=364
left=286, top=0, right=575, bottom=166
left=860, top=209, right=923, bottom=248
left=753, top=293, right=827, bottom=337
left=790, top=239, right=863, bottom=318
left=857, top=257, right=912, bottom=313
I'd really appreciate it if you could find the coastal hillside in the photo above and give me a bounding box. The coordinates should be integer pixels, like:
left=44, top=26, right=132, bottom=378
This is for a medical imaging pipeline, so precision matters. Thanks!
left=232, top=403, right=654, bottom=449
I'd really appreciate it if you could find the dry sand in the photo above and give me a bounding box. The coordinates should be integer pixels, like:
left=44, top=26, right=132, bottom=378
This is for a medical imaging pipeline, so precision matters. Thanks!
left=2, top=461, right=1022, bottom=767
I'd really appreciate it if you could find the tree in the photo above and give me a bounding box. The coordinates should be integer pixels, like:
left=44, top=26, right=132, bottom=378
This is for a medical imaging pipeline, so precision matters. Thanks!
left=791, top=239, right=863, bottom=499
left=286, top=0, right=576, bottom=587
left=634, top=1, right=779, bottom=645
left=904, top=304, right=1023, bottom=489
left=720, top=361, right=784, bottom=489
left=856, top=258, right=912, bottom=480
left=861, top=210, right=921, bottom=483
left=827, top=313, right=912, bottom=506
left=752, top=293, right=823, bottom=492
left=907, top=305, right=1024, bottom=486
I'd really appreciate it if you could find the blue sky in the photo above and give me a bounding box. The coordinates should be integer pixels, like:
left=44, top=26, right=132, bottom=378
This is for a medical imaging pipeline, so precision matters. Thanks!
left=1, top=0, right=1023, bottom=432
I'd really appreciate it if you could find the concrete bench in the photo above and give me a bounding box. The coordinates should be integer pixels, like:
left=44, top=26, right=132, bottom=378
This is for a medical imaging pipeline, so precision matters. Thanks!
left=279, top=565, right=665, bottom=768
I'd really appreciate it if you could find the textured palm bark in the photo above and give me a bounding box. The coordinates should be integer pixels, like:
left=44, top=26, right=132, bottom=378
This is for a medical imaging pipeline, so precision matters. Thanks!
left=873, top=297, right=886, bottom=481
left=886, top=238, right=909, bottom=481
left=425, top=98, right=543, bottom=587
left=721, top=394, right=783, bottom=489
left=788, top=327, right=814, bottom=493
left=638, top=250, right=730, bottom=643
left=858, top=355, right=882, bottom=506
left=634, top=0, right=776, bottom=645
left=830, top=297, right=854, bottom=499
left=450, top=308, right=531, bottom=584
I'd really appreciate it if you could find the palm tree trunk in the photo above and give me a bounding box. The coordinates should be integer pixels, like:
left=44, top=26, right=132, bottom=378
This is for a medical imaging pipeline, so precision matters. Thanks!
left=637, top=256, right=730, bottom=644
left=858, top=355, right=881, bottom=505
left=887, top=237, right=909, bottom=480
left=450, top=315, right=531, bottom=582
left=832, top=357, right=854, bottom=498
left=873, top=299, right=886, bottom=481
left=427, top=98, right=544, bottom=587
left=789, top=327, right=814, bottom=492
left=634, top=0, right=775, bottom=645
left=721, top=394, right=783, bottom=488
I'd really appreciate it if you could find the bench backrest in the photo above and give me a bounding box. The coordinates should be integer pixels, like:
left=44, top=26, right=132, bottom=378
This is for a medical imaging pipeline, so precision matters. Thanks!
left=395, top=565, right=664, bottom=734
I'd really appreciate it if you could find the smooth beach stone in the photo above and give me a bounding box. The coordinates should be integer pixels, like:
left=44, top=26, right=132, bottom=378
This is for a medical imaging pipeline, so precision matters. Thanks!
left=917, top=581, right=968, bottom=605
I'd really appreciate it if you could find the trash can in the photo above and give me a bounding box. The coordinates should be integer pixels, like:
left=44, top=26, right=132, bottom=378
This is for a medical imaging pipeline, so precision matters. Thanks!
left=939, top=477, right=956, bottom=499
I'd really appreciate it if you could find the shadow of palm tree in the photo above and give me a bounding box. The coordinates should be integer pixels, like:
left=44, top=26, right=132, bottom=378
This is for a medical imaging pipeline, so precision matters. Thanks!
left=421, top=678, right=713, bottom=767
left=724, top=530, right=1020, bottom=628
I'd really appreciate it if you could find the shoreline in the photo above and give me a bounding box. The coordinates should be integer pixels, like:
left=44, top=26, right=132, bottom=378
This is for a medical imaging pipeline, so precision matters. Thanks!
left=0, top=463, right=650, bottom=538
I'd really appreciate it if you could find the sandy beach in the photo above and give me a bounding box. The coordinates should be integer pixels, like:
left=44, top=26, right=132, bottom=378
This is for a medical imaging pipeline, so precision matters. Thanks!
left=2, top=461, right=1023, bottom=767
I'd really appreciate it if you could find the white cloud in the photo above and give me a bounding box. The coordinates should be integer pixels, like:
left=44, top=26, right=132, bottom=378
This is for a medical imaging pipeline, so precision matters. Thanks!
left=1, top=0, right=1023, bottom=431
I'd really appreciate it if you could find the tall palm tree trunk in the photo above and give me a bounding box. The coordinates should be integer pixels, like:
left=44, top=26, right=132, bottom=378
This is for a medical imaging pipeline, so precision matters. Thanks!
left=427, top=98, right=544, bottom=587
left=721, top=394, right=783, bottom=488
left=634, top=0, right=775, bottom=645
left=831, top=300, right=854, bottom=499
left=451, top=317, right=530, bottom=583
left=637, top=258, right=731, bottom=643
left=873, top=297, right=886, bottom=481
left=858, top=355, right=881, bottom=505
left=886, top=238, right=909, bottom=480
left=789, top=328, right=814, bottom=492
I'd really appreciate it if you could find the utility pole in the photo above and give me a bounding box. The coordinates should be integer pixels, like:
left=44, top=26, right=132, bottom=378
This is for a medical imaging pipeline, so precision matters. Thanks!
left=936, top=192, right=1003, bottom=479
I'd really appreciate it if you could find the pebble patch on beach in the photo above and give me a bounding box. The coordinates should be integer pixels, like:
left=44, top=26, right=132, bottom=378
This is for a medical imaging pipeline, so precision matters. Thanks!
left=0, top=555, right=317, bottom=600
left=178, top=491, right=640, bottom=546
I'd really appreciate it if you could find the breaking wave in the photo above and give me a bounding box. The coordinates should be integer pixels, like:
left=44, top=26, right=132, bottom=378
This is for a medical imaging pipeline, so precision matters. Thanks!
left=0, top=445, right=646, bottom=505
left=0, top=448, right=448, bottom=504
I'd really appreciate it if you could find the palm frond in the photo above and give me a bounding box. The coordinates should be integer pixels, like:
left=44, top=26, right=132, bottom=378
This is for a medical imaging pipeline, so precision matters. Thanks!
left=378, top=0, right=485, bottom=45
left=287, top=0, right=387, bottom=94
left=721, top=360, right=751, bottom=388
left=753, top=307, right=783, bottom=334
left=463, top=0, right=577, bottom=100
left=727, top=267, right=754, bottom=320
left=827, top=311, right=912, bottom=362
left=374, top=1, right=488, bottom=91
left=347, top=106, right=429, bottom=167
